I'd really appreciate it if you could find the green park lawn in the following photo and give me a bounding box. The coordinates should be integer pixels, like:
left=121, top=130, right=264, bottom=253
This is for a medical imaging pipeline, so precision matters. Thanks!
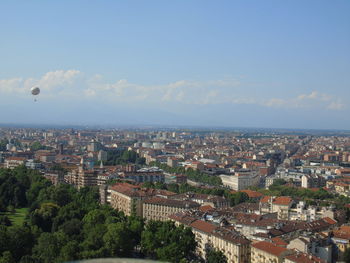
left=1, top=207, right=28, bottom=226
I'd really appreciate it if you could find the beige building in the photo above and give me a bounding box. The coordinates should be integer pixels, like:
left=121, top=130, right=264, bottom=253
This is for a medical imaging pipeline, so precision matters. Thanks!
left=167, top=157, right=179, bottom=167
left=251, top=241, right=292, bottom=263
left=285, top=252, right=326, bottom=263
left=170, top=212, right=251, bottom=263
left=287, top=236, right=332, bottom=263
left=122, top=171, right=165, bottom=184
left=109, top=183, right=176, bottom=217
left=64, top=165, right=98, bottom=189
left=259, top=196, right=293, bottom=220
left=170, top=193, right=230, bottom=208
left=331, top=225, right=350, bottom=261
left=143, top=197, right=199, bottom=221
left=334, top=182, right=350, bottom=196
left=5, top=156, right=26, bottom=169
left=110, top=183, right=148, bottom=216
left=220, top=171, right=260, bottom=191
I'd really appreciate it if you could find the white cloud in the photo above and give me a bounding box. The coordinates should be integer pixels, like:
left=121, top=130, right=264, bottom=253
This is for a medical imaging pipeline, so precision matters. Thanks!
left=0, top=70, right=81, bottom=97
left=38, top=70, right=81, bottom=90
left=297, top=91, right=332, bottom=102
left=0, top=78, right=24, bottom=93
left=263, top=98, right=286, bottom=107
left=0, top=70, right=346, bottom=112
left=327, top=101, right=345, bottom=110
left=264, top=91, right=345, bottom=111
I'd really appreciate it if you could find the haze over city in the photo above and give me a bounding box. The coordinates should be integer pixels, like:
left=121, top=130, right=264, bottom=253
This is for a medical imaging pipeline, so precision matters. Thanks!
left=0, top=1, right=349, bottom=129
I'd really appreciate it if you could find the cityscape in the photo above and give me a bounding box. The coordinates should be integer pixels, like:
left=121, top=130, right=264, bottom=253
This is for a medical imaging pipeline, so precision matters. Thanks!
left=1, top=1, right=350, bottom=263
left=1, top=127, right=350, bottom=262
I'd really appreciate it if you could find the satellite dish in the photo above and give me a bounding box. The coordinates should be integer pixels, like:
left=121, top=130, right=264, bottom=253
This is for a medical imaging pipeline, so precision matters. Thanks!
left=31, top=87, right=40, bottom=101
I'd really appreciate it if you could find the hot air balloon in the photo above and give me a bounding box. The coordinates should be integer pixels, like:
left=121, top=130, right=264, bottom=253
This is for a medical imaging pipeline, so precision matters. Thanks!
left=31, top=87, right=40, bottom=101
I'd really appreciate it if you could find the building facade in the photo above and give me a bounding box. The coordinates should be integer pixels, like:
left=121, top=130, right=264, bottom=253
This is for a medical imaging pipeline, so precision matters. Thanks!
left=143, top=197, right=199, bottom=221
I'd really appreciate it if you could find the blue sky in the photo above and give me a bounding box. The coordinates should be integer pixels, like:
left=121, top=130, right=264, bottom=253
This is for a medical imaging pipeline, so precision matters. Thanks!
left=0, top=0, right=349, bottom=129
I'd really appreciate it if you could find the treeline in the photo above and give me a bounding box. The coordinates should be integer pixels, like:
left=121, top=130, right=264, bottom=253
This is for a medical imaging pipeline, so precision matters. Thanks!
left=0, top=139, right=7, bottom=151
left=99, top=149, right=145, bottom=166
left=0, top=166, right=50, bottom=211
left=0, top=166, right=197, bottom=263
left=149, top=161, right=222, bottom=186
left=256, top=183, right=350, bottom=209
left=30, top=141, right=53, bottom=151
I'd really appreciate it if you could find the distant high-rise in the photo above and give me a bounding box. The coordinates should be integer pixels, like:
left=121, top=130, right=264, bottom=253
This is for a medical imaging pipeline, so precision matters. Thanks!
left=87, top=139, right=100, bottom=152
left=58, top=143, right=64, bottom=155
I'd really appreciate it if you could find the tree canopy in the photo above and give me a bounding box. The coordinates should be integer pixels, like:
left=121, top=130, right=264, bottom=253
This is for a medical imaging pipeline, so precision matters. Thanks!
left=149, top=161, right=222, bottom=186
left=0, top=166, right=197, bottom=263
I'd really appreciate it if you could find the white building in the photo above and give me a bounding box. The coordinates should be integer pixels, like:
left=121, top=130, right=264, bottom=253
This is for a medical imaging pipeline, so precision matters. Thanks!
left=220, top=171, right=260, bottom=191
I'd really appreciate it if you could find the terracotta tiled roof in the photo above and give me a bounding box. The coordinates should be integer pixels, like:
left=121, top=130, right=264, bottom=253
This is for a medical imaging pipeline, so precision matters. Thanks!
left=322, top=217, right=337, bottom=225
left=168, top=213, right=197, bottom=225
left=285, top=252, right=326, bottom=263
left=273, top=196, right=293, bottom=205
left=6, top=157, right=26, bottom=161
left=333, top=225, right=350, bottom=240
left=212, top=227, right=250, bottom=245
left=190, top=219, right=217, bottom=233
left=252, top=241, right=289, bottom=257
left=240, top=189, right=263, bottom=198
left=271, top=237, right=288, bottom=247
left=260, top=196, right=271, bottom=203
left=199, top=205, right=214, bottom=212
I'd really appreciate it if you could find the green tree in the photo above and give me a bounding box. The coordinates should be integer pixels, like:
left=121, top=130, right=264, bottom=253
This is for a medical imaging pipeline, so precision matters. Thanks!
left=19, top=255, right=38, bottom=263
left=31, top=142, right=51, bottom=151
left=33, top=231, right=67, bottom=263
left=0, top=139, right=7, bottom=151
left=127, top=216, right=144, bottom=246
left=0, top=216, right=12, bottom=226
left=58, top=218, right=82, bottom=237
left=206, top=248, right=227, bottom=263
left=103, top=222, right=134, bottom=256
left=344, top=247, right=350, bottom=263
left=0, top=226, right=10, bottom=254
left=57, top=240, right=80, bottom=262
left=270, top=179, right=287, bottom=187
left=80, top=224, right=108, bottom=256
left=31, top=203, right=60, bottom=232
left=0, top=251, right=15, bottom=263
left=7, top=226, right=34, bottom=262
left=229, top=192, right=249, bottom=206
left=141, top=221, right=196, bottom=263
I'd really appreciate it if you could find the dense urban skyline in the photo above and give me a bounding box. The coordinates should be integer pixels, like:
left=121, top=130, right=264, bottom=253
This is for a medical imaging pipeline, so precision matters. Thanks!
left=0, top=1, right=349, bottom=129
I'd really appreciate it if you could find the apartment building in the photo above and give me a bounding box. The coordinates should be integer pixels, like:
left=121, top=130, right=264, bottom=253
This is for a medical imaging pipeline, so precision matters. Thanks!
left=259, top=196, right=293, bottom=220
left=220, top=171, right=260, bottom=191
left=122, top=171, right=165, bottom=184
left=109, top=183, right=175, bottom=217
left=77, top=169, right=98, bottom=189
left=251, top=241, right=292, bottom=263
left=289, top=201, right=337, bottom=222
left=143, top=197, right=199, bottom=221
left=287, top=235, right=332, bottom=263
left=331, top=225, right=350, bottom=261
left=285, top=252, right=327, bottom=263
left=170, top=192, right=230, bottom=208
left=5, top=156, right=26, bottom=169
left=301, top=174, right=325, bottom=188
left=170, top=212, right=251, bottom=263
left=109, top=183, right=148, bottom=216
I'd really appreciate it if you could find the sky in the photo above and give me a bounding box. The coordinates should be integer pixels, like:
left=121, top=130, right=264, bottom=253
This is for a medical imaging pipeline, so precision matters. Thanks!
left=0, top=0, right=349, bottom=129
